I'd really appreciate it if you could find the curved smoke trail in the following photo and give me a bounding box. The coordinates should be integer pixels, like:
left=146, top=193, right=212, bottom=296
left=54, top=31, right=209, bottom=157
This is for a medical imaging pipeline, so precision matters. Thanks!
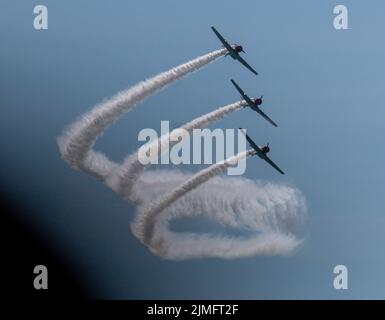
left=58, top=49, right=226, bottom=179
left=58, top=49, right=306, bottom=260
left=112, top=100, right=247, bottom=199
left=131, top=165, right=304, bottom=260
left=133, top=150, right=256, bottom=246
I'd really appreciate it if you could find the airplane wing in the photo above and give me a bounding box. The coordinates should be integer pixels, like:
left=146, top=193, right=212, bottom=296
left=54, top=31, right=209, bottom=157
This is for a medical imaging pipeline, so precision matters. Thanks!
left=239, top=128, right=261, bottom=152
left=211, top=26, right=235, bottom=54
left=232, top=80, right=278, bottom=127
left=239, top=129, right=285, bottom=175
left=235, top=55, right=258, bottom=75
left=250, top=105, right=278, bottom=127
left=230, top=79, right=253, bottom=104
left=260, top=153, right=285, bottom=175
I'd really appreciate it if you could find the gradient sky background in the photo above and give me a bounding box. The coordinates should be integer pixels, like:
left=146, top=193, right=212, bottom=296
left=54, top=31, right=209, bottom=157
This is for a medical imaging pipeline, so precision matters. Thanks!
left=1, top=0, right=385, bottom=299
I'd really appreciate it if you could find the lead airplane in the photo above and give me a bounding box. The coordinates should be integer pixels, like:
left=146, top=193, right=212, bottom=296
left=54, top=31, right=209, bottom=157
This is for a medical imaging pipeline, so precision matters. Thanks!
left=239, top=128, right=285, bottom=175
left=231, top=79, right=278, bottom=127
left=211, top=26, right=258, bottom=76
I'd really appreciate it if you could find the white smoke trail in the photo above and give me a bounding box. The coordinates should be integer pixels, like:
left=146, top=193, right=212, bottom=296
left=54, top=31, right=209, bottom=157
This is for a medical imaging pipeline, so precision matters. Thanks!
left=112, top=100, right=247, bottom=199
left=134, top=150, right=256, bottom=243
left=130, top=150, right=305, bottom=259
left=58, top=49, right=226, bottom=179
left=58, top=49, right=306, bottom=260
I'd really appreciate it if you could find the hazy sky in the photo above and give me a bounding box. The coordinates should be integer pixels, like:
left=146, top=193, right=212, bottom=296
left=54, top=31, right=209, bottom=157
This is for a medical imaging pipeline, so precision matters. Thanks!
left=1, top=0, right=385, bottom=298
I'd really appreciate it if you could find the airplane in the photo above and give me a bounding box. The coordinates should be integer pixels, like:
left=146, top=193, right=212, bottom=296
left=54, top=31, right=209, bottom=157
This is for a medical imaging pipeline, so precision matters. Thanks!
left=239, top=128, right=285, bottom=175
left=211, top=26, right=258, bottom=76
left=231, top=79, right=278, bottom=127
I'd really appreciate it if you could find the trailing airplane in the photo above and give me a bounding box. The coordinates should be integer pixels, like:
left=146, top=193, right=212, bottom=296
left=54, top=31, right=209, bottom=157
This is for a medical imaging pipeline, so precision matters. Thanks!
left=239, top=128, right=285, bottom=175
left=211, top=26, right=258, bottom=76
left=231, top=79, right=278, bottom=127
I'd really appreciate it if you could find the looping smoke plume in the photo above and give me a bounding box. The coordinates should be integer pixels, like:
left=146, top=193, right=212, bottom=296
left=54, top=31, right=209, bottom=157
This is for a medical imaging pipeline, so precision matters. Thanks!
left=58, top=49, right=306, bottom=260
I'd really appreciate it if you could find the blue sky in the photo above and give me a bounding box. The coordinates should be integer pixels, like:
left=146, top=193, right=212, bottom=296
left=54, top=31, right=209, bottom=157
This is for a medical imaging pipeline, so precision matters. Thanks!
left=1, top=0, right=385, bottom=298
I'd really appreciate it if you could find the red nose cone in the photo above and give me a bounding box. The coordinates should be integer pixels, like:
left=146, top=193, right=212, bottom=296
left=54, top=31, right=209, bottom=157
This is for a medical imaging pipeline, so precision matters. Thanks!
left=235, top=45, right=243, bottom=53
left=262, top=146, right=270, bottom=154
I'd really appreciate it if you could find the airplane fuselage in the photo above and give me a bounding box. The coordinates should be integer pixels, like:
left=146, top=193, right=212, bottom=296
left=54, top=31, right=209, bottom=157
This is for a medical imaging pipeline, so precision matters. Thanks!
left=248, top=101, right=262, bottom=112
left=211, top=26, right=258, bottom=75
left=229, top=51, right=238, bottom=59
left=229, top=45, right=243, bottom=59
left=256, top=146, right=270, bottom=157
left=244, top=96, right=262, bottom=109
